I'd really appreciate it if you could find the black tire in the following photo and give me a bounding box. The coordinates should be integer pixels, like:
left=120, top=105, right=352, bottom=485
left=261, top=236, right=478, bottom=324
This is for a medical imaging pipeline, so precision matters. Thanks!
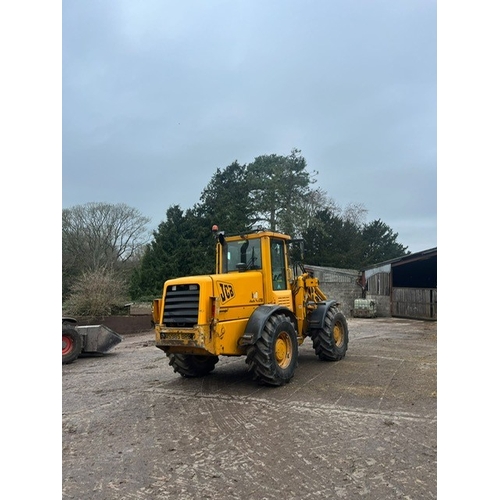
left=311, top=307, right=349, bottom=361
left=167, top=353, right=219, bottom=377
left=62, top=325, right=83, bottom=365
left=245, top=313, right=299, bottom=386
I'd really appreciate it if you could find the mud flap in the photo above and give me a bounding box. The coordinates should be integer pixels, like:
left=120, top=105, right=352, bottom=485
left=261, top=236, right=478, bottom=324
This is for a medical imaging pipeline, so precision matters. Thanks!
left=239, top=305, right=297, bottom=347
left=76, top=325, right=123, bottom=354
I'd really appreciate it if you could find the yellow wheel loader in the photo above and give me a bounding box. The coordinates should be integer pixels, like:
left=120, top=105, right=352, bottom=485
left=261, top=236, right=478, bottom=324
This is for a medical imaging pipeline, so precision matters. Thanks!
left=153, top=228, right=349, bottom=386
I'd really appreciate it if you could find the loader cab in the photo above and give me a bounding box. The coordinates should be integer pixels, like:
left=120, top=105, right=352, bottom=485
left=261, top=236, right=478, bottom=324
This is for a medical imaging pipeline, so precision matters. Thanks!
left=216, top=230, right=291, bottom=293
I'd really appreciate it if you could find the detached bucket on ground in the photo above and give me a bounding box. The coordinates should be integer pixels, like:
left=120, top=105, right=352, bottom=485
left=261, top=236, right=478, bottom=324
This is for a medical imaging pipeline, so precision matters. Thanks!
left=76, top=325, right=123, bottom=354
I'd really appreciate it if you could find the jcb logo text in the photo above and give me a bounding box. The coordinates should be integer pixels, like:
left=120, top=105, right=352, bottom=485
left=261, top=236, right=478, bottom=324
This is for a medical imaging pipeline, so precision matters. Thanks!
left=219, top=282, right=235, bottom=303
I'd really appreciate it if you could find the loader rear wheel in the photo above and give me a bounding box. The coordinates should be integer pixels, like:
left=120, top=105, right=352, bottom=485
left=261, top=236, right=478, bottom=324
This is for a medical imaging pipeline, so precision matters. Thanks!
left=167, top=353, right=219, bottom=378
left=62, top=325, right=83, bottom=365
left=245, top=313, right=298, bottom=386
left=311, top=307, right=349, bottom=361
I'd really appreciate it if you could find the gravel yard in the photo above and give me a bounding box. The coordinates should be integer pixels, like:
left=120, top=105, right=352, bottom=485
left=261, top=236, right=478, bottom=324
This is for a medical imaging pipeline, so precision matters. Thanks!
left=62, top=317, right=437, bottom=499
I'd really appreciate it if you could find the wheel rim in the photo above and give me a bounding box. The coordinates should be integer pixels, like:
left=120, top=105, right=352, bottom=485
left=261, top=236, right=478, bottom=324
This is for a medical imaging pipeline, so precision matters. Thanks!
left=62, top=335, right=73, bottom=355
left=333, top=321, right=344, bottom=347
left=275, top=331, right=292, bottom=369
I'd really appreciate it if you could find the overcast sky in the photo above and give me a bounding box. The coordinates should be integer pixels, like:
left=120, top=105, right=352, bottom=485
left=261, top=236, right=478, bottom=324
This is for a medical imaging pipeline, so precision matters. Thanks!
left=4, top=3, right=500, bottom=492
left=62, top=0, right=437, bottom=253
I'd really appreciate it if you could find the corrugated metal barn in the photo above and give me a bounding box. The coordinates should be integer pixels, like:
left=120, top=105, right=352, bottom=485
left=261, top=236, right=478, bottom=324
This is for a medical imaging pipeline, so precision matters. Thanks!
left=360, top=248, right=437, bottom=320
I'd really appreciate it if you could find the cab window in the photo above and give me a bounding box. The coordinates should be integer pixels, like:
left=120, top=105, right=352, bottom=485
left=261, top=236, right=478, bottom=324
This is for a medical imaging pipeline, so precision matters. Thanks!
left=271, top=239, right=286, bottom=290
left=224, top=239, right=262, bottom=272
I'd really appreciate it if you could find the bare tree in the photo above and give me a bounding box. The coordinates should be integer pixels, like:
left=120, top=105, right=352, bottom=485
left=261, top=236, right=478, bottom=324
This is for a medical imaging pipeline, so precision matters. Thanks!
left=62, top=202, right=151, bottom=299
left=342, top=202, right=368, bottom=227
left=294, top=187, right=341, bottom=237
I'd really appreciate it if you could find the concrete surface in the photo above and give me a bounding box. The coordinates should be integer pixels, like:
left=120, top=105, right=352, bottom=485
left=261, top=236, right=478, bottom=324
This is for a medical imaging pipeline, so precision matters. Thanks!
left=62, top=317, right=437, bottom=499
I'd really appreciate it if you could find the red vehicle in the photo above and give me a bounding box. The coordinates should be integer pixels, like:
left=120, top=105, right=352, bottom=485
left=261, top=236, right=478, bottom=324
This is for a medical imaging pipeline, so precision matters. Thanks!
left=62, top=317, right=122, bottom=364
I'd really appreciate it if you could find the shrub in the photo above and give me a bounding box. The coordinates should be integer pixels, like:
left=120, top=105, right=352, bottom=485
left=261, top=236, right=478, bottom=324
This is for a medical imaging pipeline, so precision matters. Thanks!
left=63, top=268, right=128, bottom=317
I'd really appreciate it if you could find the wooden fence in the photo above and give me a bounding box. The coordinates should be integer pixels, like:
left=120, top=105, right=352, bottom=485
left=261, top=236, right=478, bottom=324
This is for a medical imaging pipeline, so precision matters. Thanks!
left=391, top=287, right=437, bottom=320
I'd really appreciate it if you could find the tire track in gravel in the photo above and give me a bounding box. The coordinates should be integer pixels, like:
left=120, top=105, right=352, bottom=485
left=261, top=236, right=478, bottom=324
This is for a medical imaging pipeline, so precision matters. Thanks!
left=63, top=319, right=436, bottom=500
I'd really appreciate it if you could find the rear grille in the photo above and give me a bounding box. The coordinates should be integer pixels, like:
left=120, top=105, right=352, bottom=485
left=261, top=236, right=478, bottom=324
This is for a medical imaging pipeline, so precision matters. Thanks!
left=163, top=284, right=200, bottom=327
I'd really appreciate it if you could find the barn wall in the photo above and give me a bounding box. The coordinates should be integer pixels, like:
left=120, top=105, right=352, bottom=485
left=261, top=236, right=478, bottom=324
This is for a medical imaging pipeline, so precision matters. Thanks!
left=362, top=272, right=392, bottom=317
left=363, top=269, right=437, bottom=320
left=305, top=265, right=362, bottom=317
left=392, top=287, right=437, bottom=320
left=366, top=272, right=391, bottom=296
left=365, top=294, right=391, bottom=317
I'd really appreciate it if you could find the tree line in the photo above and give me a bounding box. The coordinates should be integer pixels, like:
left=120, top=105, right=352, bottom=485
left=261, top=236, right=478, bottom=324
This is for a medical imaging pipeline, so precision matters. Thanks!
left=62, top=149, right=408, bottom=315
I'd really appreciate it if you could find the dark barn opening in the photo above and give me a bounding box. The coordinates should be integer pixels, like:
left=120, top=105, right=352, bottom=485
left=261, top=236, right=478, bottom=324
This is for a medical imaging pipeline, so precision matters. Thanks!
left=392, top=255, right=437, bottom=288
left=391, top=251, right=437, bottom=320
left=362, top=249, right=437, bottom=320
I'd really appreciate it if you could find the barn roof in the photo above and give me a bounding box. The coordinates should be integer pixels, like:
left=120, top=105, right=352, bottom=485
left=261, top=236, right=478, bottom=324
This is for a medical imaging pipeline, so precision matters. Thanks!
left=361, top=247, right=437, bottom=271
left=361, top=247, right=437, bottom=288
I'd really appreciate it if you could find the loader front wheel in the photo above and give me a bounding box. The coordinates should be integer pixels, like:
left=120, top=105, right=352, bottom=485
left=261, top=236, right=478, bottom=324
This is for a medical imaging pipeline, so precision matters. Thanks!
left=62, top=325, right=83, bottom=365
left=311, top=307, right=349, bottom=361
left=167, top=353, right=219, bottom=377
left=245, top=313, right=298, bottom=386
